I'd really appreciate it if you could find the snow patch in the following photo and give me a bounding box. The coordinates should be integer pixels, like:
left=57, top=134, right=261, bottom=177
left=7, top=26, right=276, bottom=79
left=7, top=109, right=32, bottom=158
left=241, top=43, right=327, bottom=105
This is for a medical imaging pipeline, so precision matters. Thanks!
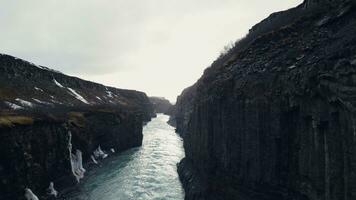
left=296, top=55, right=305, bottom=61
left=24, top=188, right=39, bottom=200
left=110, top=148, right=115, bottom=153
left=68, top=131, right=86, bottom=182
left=34, top=87, right=44, bottom=92
left=67, top=88, right=89, bottom=104
left=37, top=65, right=63, bottom=74
left=47, top=182, right=58, bottom=197
left=93, top=145, right=108, bottom=159
left=316, top=16, right=330, bottom=27
left=50, top=99, right=63, bottom=105
left=106, top=88, right=114, bottom=98
left=109, top=100, right=115, bottom=104
left=16, top=98, right=34, bottom=107
left=96, top=96, right=102, bottom=101
left=53, top=79, right=65, bottom=88
left=288, top=65, right=297, bottom=69
left=32, top=98, right=52, bottom=105
left=4, top=101, right=23, bottom=110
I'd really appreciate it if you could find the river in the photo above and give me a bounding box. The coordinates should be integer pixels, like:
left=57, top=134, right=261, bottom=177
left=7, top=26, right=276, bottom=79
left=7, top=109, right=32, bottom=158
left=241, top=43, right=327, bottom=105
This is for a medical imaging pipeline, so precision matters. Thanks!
left=63, top=114, right=185, bottom=200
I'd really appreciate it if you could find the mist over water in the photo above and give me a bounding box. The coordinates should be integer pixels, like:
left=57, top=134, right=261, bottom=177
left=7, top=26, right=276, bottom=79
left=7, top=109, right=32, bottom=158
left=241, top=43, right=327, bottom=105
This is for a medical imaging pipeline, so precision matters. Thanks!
left=64, top=114, right=185, bottom=200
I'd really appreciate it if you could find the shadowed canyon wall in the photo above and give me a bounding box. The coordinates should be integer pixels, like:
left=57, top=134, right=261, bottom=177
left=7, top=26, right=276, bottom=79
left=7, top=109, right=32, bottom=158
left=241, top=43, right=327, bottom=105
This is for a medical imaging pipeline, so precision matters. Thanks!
left=174, top=1, right=356, bottom=199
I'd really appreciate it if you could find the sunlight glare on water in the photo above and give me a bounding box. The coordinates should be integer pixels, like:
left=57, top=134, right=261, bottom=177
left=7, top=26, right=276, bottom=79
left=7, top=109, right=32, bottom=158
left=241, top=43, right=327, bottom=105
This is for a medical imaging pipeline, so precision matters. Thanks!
left=65, top=114, right=185, bottom=200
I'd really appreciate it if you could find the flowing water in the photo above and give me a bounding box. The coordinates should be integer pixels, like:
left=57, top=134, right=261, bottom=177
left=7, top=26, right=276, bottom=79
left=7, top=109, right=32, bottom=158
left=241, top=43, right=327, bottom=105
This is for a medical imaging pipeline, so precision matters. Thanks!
left=64, top=114, right=185, bottom=200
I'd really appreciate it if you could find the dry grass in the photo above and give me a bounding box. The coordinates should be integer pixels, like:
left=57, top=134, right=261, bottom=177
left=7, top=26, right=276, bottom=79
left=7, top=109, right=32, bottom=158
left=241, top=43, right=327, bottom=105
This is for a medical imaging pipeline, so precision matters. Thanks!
left=0, top=116, right=34, bottom=127
left=68, top=112, right=86, bottom=127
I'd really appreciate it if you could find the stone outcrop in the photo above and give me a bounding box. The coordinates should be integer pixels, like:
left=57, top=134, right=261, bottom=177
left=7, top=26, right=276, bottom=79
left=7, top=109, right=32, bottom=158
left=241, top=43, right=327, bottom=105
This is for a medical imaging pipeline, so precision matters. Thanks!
left=0, top=54, right=154, bottom=199
left=170, top=85, right=197, bottom=136
left=175, top=1, right=356, bottom=200
left=149, top=96, right=173, bottom=115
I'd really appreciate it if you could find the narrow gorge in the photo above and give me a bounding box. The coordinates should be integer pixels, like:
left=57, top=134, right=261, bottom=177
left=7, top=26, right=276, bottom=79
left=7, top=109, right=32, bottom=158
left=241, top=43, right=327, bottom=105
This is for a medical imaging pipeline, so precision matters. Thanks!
left=1, top=0, right=356, bottom=200
left=173, top=0, right=356, bottom=200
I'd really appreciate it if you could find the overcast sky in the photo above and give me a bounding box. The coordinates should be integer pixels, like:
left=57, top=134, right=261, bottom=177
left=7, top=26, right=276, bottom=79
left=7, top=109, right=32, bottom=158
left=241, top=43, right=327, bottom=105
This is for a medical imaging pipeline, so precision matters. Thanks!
left=0, top=0, right=302, bottom=102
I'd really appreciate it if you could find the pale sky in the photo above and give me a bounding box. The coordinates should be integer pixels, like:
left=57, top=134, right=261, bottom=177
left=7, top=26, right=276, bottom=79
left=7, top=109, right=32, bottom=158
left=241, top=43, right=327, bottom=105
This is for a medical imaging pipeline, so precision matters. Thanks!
left=0, top=0, right=302, bottom=102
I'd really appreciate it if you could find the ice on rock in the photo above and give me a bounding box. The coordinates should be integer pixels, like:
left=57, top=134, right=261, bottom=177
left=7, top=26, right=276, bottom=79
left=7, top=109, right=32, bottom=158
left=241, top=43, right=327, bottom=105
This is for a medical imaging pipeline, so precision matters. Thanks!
left=24, top=188, right=39, bottom=200
left=47, top=182, right=58, bottom=197
left=91, top=155, right=98, bottom=164
left=70, top=150, right=86, bottom=182
left=68, top=131, right=72, bottom=151
left=71, top=150, right=85, bottom=182
left=68, top=131, right=86, bottom=182
left=93, top=145, right=108, bottom=159
left=110, top=148, right=115, bottom=153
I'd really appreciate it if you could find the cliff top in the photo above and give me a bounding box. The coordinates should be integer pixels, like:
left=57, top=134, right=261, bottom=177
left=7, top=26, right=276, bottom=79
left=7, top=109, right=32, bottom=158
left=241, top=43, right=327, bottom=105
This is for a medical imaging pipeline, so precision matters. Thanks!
left=0, top=54, right=154, bottom=126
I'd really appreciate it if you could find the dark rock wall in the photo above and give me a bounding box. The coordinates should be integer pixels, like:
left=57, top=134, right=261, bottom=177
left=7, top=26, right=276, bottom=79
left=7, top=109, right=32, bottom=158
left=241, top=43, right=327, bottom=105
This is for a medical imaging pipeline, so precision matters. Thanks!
left=172, top=85, right=197, bottom=136
left=0, top=110, right=144, bottom=200
left=303, top=0, right=347, bottom=8
left=0, top=121, right=70, bottom=200
left=176, top=1, right=356, bottom=200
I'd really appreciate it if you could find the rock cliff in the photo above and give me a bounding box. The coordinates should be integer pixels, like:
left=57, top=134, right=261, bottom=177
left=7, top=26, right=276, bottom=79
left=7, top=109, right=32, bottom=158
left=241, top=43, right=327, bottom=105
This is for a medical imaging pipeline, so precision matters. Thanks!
left=0, top=54, right=154, bottom=199
left=149, top=96, right=173, bottom=115
left=175, top=1, right=356, bottom=200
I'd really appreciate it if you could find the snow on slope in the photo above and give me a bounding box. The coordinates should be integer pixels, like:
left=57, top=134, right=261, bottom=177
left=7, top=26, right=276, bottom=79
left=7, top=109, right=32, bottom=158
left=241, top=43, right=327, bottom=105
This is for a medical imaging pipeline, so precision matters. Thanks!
left=67, top=88, right=90, bottom=104
left=53, top=79, right=65, bottom=88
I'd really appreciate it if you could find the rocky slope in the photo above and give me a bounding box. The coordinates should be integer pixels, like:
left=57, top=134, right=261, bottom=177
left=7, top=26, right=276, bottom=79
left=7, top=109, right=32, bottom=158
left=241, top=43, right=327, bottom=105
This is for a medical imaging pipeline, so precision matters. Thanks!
left=174, top=1, right=356, bottom=200
left=0, top=54, right=154, bottom=199
left=149, top=96, right=173, bottom=114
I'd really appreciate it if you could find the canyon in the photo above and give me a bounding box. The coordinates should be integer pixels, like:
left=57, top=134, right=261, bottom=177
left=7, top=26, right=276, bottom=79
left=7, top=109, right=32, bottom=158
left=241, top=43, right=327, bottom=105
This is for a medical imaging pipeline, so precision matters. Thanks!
left=1, top=0, right=356, bottom=200
left=173, top=0, right=356, bottom=200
